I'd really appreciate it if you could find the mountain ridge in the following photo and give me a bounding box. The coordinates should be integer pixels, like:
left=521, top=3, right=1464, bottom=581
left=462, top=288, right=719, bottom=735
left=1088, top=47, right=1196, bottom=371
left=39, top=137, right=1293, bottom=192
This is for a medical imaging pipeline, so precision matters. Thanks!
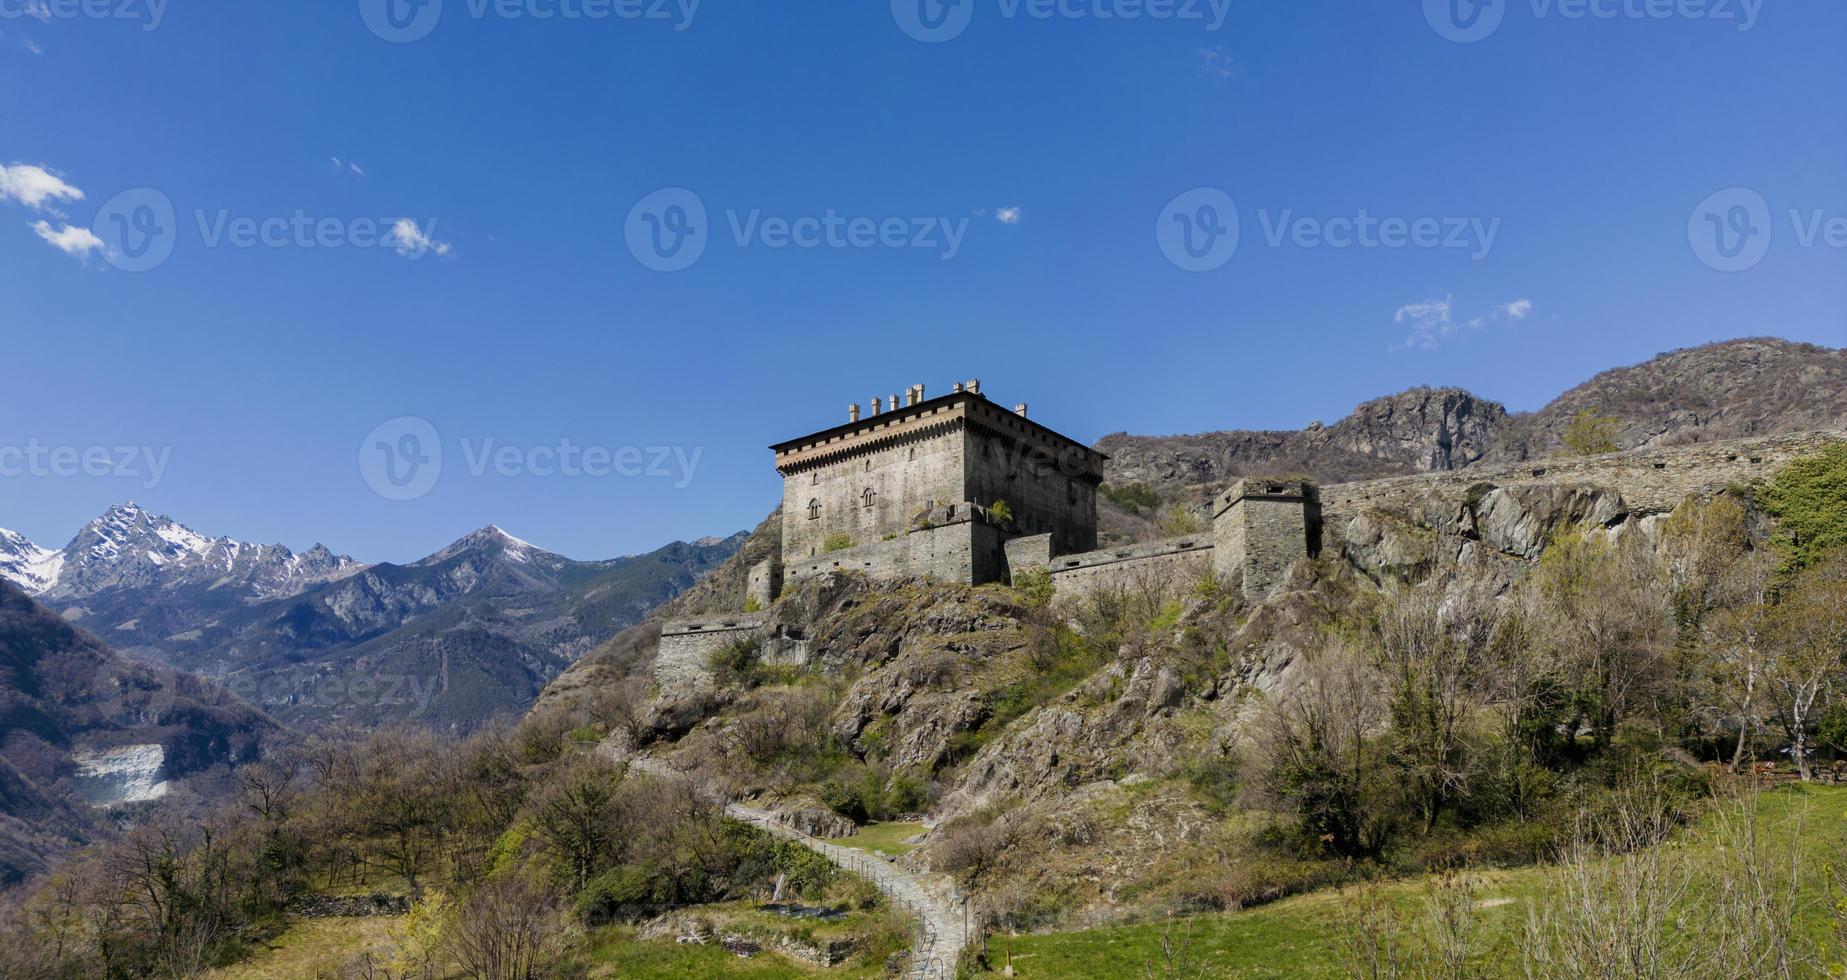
left=1095, top=338, right=1846, bottom=539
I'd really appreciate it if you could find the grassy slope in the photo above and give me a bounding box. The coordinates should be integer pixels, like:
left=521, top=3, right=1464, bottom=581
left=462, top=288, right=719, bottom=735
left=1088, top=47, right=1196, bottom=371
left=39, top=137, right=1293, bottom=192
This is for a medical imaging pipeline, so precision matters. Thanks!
left=824, top=821, right=928, bottom=857
left=205, top=917, right=402, bottom=979
left=973, top=785, right=1847, bottom=979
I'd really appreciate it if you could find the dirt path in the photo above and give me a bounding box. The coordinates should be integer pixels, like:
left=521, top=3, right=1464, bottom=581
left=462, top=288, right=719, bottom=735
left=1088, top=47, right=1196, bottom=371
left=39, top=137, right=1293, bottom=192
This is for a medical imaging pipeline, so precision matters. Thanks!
left=624, top=754, right=971, bottom=979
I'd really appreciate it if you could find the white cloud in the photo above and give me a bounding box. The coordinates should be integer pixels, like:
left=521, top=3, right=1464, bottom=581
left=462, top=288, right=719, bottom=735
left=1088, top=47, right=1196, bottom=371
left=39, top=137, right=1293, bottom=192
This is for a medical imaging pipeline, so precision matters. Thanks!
left=1198, top=46, right=1236, bottom=82
left=23, top=39, right=43, bottom=55
left=389, top=219, right=451, bottom=258
left=19, top=1, right=50, bottom=21
left=349, top=162, right=366, bottom=177
left=31, top=220, right=103, bottom=258
left=995, top=206, right=1021, bottom=225
left=0, top=163, right=83, bottom=211
left=1393, top=295, right=1534, bottom=351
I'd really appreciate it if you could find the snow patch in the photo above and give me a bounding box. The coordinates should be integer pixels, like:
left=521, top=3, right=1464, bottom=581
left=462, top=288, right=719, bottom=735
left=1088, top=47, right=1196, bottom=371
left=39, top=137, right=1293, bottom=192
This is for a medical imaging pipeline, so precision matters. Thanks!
left=71, top=744, right=169, bottom=806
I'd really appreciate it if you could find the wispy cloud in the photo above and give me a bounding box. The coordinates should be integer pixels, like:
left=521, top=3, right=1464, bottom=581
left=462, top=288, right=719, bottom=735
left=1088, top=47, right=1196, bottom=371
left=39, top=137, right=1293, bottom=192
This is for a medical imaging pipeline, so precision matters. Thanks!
left=389, top=219, right=451, bottom=258
left=31, top=220, right=104, bottom=258
left=23, top=38, right=43, bottom=55
left=1393, top=295, right=1534, bottom=351
left=994, top=206, right=1021, bottom=225
left=0, top=163, right=83, bottom=212
left=1198, top=46, right=1237, bottom=83
left=329, top=157, right=366, bottom=177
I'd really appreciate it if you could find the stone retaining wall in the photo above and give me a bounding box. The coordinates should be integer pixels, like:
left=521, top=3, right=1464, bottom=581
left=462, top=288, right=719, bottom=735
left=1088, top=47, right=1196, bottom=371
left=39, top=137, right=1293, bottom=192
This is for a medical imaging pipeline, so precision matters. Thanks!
left=1048, top=535, right=1215, bottom=602
left=656, top=613, right=772, bottom=692
left=1320, top=431, right=1842, bottom=528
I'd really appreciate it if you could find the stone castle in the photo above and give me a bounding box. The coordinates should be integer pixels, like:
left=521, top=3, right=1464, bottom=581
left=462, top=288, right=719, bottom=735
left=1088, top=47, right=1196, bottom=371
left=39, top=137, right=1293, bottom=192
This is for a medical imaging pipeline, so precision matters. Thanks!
left=754, top=381, right=1317, bottom=605
left=657, top=383, right=1322, bottom=688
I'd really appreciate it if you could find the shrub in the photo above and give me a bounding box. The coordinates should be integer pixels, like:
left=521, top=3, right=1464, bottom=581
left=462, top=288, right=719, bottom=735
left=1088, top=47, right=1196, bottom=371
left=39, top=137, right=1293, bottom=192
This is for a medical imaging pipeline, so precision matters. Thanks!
left=708, top=638, right=763, bottom=689
left=1158, top=504, right=1204, bottom=536
left=1562, top=410, right=1621, bottom=456
left=1101, top=481, right=1163, bottom=514
left=990, top=499, right=1014, bottom=524
left=823, top=532, right=853, bottom=552
left=1011, top=565, right=1054, bottom=607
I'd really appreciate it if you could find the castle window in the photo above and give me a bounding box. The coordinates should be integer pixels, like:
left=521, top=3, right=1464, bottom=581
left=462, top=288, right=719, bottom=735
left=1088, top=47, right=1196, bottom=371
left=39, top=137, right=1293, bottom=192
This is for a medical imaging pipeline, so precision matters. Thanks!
left=862, top=487, right=877, bottom=509
left=909, top=448, right=917, bottom=460
left=807, top=499, right=821, bottom=520
left=811, top=472, right=819, bottom=486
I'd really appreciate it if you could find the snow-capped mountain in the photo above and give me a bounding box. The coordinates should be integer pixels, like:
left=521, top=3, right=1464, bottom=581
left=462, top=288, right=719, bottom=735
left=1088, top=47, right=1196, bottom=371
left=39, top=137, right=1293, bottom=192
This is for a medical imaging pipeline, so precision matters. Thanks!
left=0, top=528, right=63, bottom=593
left=11, top=503, right=366, bottom=601
left=1, top=503, right=747, bottom=730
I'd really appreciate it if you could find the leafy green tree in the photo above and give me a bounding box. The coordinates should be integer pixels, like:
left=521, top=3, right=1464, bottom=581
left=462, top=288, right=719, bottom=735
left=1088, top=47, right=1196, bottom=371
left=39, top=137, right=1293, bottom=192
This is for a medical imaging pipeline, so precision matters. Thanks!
left=1562, top=410, right=1622, bottom=456
left=1101, top=482, right=1162, bottom=514
left=1759, top=443, right=1847, bottom=572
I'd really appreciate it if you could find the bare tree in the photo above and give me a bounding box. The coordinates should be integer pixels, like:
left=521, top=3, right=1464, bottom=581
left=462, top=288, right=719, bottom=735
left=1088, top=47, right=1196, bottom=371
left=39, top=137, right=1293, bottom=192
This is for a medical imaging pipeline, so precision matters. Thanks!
left=1250, top=640, right=1395, bottom=858
left=447, top=877, right=564, bottom=980
left=1766, top=552, right=1847, bottom=780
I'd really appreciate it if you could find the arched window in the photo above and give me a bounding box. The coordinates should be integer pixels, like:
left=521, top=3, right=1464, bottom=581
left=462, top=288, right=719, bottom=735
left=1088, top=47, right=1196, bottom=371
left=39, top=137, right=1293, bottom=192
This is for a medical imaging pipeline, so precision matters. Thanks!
left=862, top=487, right=877, bottom=509
left=807, top=499, right=821, bottom=520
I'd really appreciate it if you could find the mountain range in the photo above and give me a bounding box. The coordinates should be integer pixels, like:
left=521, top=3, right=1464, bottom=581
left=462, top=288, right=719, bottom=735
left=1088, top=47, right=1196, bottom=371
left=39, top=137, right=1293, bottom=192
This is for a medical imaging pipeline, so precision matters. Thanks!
left=0, top=509, right=745, bottom=729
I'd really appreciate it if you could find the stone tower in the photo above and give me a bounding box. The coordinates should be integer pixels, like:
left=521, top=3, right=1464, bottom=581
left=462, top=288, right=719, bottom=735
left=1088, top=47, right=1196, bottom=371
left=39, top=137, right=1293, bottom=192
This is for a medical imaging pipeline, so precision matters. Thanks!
left=1213, top=479, right=1317, bottom=601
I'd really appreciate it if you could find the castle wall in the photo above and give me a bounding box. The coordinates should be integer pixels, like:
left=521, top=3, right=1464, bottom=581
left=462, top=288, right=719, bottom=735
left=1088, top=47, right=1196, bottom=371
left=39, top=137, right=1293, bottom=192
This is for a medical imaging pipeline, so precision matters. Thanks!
left=1003, top=533, right=1054, bottom=578
left=781, top=424, right=966, bottom=563
left=782, top=505, right=1012, bottom=587
left=746, top=558, right=781, bottom=610
left=1318, top=431, right=1842, bottom=529
left=1047, top=536, right=1214, bottom=602
left=963, top=419, right=1100, bottom=557
left=655, top=612, right=772, bottom=692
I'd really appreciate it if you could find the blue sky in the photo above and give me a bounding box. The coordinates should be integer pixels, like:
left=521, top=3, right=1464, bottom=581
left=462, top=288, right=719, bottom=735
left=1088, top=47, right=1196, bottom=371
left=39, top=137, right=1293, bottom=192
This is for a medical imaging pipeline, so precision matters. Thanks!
left=2, top=0, right=1842, bottom=563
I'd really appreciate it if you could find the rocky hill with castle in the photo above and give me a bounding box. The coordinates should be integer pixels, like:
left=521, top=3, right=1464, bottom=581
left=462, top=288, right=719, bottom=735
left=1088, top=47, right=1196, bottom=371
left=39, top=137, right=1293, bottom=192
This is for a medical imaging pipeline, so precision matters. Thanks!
left=516, top=337, right=1847, bottom=933
left=643, top=339, right=1846, bottom=699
